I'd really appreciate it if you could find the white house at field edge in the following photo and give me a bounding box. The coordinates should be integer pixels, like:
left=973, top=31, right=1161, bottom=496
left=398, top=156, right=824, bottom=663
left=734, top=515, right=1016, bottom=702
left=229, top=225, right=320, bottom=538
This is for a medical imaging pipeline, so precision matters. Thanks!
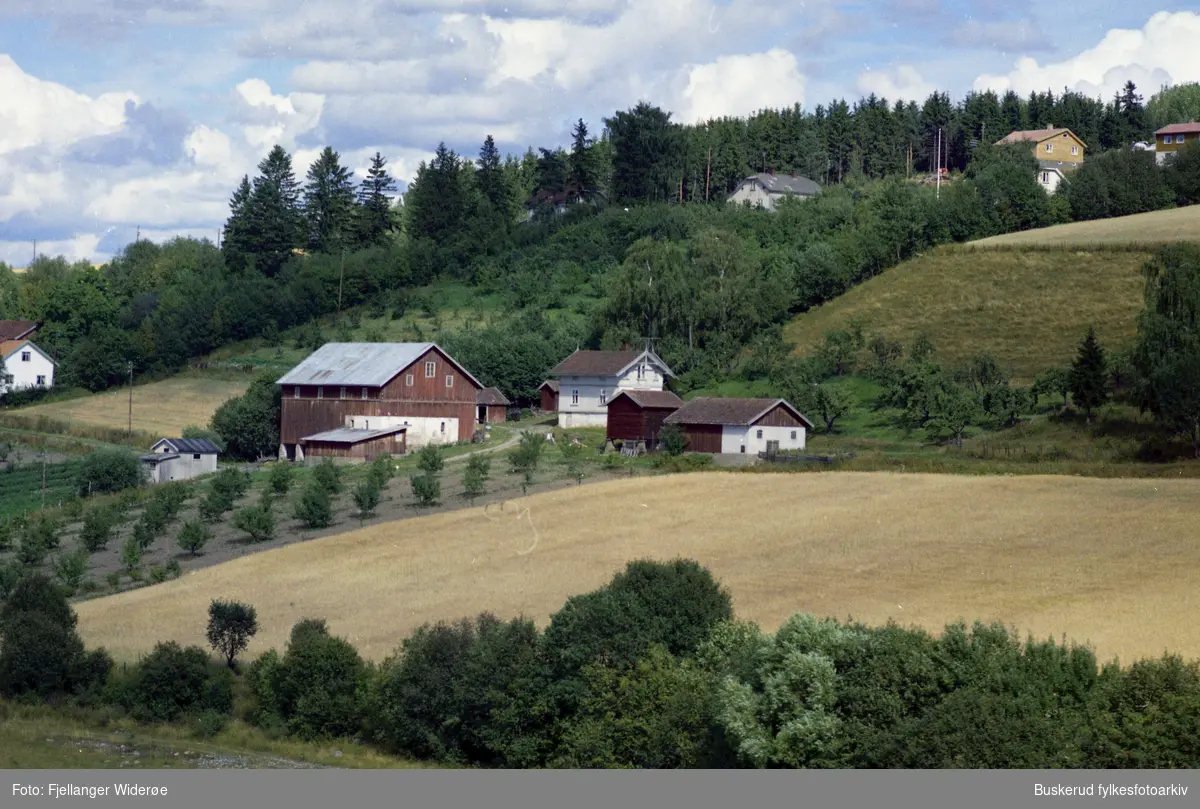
left=0, top=339, right=55, bottom=396
left=662, top=397, right=814, bottom=456
left=547, top=348, right=675, bottom=428
left=140, top=437, right=221, bottom=483
left=727, top=169, right=821, bottom=211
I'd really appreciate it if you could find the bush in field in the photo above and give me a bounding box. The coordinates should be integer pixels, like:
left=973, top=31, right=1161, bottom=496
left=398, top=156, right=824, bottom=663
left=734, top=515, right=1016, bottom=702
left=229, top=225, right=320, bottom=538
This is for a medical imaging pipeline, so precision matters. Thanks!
left=78, top=507, right=117, bottom=553
left=417, top=444, right=444, bottom=475
left=24, top=514, right=61, bottom=552
left=198, top=489, right=233, bottom=523
left=294, top=482, right=333, bottom=529
left=232, top=503, right=276, bottom=543
left=119, top=641, right=233, bottom=722
left=75, top=449, right=144, bottom=496
left=152, top=481, right=193, bottom=521
left=211, top=467, right=251, bottom=502
left=658, top=424, right=687, bottom=456
left=0, top=573, right=112, bottom=699
left=207, top=600, right=259, bottom=670
left=0, top=520, right=12, bottom=552
left=132, top=517, right=156, bottom=551
left=367, top=453, right=395, bottom=489
left=368, top=613, right=541, bottom=765
left=52, top=549, right=89, bottom=592
left=176, top=521, right=211, bottom=556
left=462, top=454, right=489, bottom=501
left=508, top=432, right=545, bottom=476
left=312, top=458, right=344, bottom=495
left=352, top=480, right=382, bottom=521
left=541, top=558, right=734, bottom=681
left=268, top=461, right=295, bottom=495
left=410, top=473, right=440, bottom=507
left=250, top=618, right=369, bottom=741
left=120, top=535, right=142, bottom=573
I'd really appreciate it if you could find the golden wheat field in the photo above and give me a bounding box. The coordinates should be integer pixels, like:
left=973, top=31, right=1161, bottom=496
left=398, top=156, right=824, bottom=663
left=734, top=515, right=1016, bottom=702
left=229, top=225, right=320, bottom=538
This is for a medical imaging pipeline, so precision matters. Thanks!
left=17, top=376, right=251, bottom=436
left=75, top=472, right=1200, bottom=665
left=966, top=204, right=1200, bottom=248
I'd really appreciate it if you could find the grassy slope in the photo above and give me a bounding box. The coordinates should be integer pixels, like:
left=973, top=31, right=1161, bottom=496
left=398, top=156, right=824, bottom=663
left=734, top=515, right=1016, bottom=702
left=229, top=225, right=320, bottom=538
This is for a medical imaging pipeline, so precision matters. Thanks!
left=74, top=471, right=1200, bottom=666
left=966, top=204, right=1200, bottom=248
left=783, top=247, right=1151, bottom=382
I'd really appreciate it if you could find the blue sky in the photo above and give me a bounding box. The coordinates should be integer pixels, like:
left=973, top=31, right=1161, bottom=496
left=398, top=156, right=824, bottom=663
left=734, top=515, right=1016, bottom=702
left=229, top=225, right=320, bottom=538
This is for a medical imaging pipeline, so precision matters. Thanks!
left=1, top=1, right=1199, bottom=265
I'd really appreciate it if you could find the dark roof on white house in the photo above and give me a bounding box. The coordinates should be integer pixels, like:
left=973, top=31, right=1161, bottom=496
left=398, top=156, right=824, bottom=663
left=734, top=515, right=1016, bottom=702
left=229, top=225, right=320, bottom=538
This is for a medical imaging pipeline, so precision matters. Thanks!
left=300, top=426, right=407, bottom=444
left=153, top=437, right=221, bottom=455
left=276, top=342, right=483, bottom=389
left=739, top=172, right=821, bottom=196
left=549, top=348, right=675, bottom=378
left=0, top=320, right=37, bottom=341
left=602, top=389, right=684, bottom=409
left=664, top=397, right=814, bottom=429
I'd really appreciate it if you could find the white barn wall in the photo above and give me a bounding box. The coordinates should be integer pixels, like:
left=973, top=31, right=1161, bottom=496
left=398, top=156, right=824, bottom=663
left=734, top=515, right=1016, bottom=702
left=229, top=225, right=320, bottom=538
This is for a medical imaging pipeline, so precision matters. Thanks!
left=346, top=414, right=456, bottom=447
left=1, top=344, right=54, bottom=395
left=719, top=424, right=807, bottom=455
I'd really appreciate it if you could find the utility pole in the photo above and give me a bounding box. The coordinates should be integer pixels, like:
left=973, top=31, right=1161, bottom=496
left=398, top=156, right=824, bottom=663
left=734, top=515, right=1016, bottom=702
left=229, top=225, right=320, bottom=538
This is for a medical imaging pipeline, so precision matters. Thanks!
left=336, top=248, right=345, bottom=325
left=936, top=128, right=942, bottom=199
left=135, top=225, right=140, bottom=243
left=127, top=361, right=134, bottom=436
left=705, top=145, right=712, bottom=201
left=32, top=240, right=36, bottom=264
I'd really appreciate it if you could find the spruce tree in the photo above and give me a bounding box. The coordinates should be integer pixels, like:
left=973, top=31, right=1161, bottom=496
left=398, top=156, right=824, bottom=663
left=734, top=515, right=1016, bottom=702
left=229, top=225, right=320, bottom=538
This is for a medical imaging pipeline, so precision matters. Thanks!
left=1069, top=326, right=1108, bottom=422
left=476, top=135, right=508, bottom=211
left=303, top=146, right=357, bottom=253
left=247, top=145, right=303, bottom=276
left=405, top=143, right=466, bottom=245
left=355, top=151, right=398, bottom=247
left=569, top=119, right=595, bottom=200
left=221, top=176, right=253, bottom=271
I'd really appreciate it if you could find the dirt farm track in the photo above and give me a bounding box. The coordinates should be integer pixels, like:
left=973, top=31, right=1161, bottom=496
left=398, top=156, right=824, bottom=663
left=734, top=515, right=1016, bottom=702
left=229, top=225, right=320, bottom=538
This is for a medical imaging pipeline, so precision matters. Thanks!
left=75, top=471, right=1200, bottom=666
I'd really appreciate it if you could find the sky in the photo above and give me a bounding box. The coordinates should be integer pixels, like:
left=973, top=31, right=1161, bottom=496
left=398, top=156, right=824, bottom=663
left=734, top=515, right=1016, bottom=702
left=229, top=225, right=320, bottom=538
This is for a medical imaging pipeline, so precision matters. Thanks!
left=1, top=1, right=1199, bottom=266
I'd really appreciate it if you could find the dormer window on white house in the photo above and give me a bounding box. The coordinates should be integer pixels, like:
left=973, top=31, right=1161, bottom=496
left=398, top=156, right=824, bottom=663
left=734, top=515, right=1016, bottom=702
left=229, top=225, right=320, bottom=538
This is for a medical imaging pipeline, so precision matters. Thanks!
left=21, top=351, right=30, bottom=362
left=599, top=389, right=607, bottom=404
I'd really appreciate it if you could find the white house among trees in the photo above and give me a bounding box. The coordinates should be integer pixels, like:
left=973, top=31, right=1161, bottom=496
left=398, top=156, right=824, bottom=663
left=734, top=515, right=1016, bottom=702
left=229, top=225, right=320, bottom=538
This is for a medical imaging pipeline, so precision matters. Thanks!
left=547, top=347, right=675, bottom=428
left=0, top=339, right=55, bottom=397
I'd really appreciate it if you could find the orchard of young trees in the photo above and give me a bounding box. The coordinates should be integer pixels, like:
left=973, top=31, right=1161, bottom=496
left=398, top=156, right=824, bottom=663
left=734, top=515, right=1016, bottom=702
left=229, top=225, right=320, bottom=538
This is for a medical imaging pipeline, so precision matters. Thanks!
left=2, top=81, right=1200, bottom=409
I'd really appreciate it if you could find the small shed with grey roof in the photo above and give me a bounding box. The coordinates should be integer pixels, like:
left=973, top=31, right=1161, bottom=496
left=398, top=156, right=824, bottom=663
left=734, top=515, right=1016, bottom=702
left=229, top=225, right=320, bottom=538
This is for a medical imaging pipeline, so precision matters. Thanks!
left=476, top=386, right=511, bottom=425
left=663, top=397, right=813, bottom=455
left=727, top=170, right=821, bottom=211
left=143, top=437, right=221, bottom=483
left=299, top=425, right=407, bottom=462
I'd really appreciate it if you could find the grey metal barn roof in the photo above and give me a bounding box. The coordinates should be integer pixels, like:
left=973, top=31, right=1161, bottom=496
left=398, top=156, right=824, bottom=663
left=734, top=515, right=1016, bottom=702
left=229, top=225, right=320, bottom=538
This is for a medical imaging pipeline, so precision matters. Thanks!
left=154, top=438, right=221, bottom=454
left=277, top=342, right=483, bottom=389
left=477, top=386, right=511, bottom=406
left=300, top=426, right=408, bottom=445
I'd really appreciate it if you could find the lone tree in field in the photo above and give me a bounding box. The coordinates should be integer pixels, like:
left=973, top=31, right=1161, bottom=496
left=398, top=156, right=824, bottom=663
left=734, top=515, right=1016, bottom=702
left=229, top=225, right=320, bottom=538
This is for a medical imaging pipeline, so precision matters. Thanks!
left=206, top=599, right=258, bottom=670
left=353, top=479, right=382, bottom=524
left=177, top=521, right=211, bottom=556
left=417, top=444, right=444, bottom=475
left=658, top=423, right=687, bottom=456
left=1069, top=327, right=1108, bottom=422
left=294, top=481, right=333, bottom=529
left=268, top=460, right=295, bottom=495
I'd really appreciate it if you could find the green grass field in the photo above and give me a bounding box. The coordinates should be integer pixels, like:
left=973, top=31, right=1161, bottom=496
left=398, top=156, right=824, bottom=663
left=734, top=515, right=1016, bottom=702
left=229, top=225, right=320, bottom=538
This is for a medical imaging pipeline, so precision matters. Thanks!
left=966, top=204, right=1200, bottom=248
left=784, top=246, right=1152, bottom=382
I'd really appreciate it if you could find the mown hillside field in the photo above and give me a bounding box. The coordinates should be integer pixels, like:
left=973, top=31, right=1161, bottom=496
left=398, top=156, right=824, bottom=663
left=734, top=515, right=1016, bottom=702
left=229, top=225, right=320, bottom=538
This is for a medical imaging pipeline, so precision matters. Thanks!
left=966, top=203, right=1200, bottom=248
left=75, top=471, right=1200, bottom=666
left=783, top=246, right=1151, bottom=382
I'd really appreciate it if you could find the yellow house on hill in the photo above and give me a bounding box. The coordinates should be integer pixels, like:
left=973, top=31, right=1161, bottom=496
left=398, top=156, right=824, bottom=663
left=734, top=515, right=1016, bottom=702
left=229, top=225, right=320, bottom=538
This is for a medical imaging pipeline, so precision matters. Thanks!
left=1154, top=122, right=1200, bottom=165
left=994, top=127, right=1087, bottom=195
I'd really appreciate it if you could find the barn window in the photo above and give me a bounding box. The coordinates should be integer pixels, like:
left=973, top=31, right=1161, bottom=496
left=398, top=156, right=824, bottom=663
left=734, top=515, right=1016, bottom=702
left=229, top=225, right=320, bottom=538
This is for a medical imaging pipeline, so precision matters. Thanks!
left=293, top=386, right=299, bottom=399
left=440, top=422, right=445, bottom=434
left=756, top=429, right=763, bottom=439
left=193, top=454, right=201, bottom=460
left=636, top=363, right=644, bottom=379
left=21, top=351, right=30, bottom=362
left=339, top=386, right=346, bottom=399
left=364, top=420, right=369, bottom=429
left=425, top=361, right=436, bottom=378
left=446, top=375, right=453, bottom=388
left=571, top=389, right=579, bottom=406
left=317, top=387, right=323, bottom=399
left=406, top=374, right=414, bottom=386
left=791, top=431, right=797, bottom=440
left=361, top=387, right=369, bottom=400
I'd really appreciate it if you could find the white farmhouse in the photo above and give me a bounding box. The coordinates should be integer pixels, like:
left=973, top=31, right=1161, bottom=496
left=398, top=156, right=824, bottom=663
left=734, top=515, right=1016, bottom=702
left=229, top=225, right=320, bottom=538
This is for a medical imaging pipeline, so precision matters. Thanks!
left=662, top=397, right=814, bottom=456
left=140, top=437, right=221, bottom=483
left=0, top=339, right=55, bottom=396
left=727, top=170, right=821, bottom=211
left=548, top=348, right=675, bottom=428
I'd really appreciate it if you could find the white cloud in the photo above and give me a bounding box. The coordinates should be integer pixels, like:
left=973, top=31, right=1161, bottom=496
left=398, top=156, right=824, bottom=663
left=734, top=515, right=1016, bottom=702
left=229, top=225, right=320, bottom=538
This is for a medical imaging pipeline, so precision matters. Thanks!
left=0, top=55, right=137, bottom=156
left=0, top=234, right=101, bottom=267
left=674, top=50, right=807, bottom=124
left=856, top=64, right=935, bottom=104
left=973, top=10, right=1200, bottom=99
left=232, top=78, right=324, bottom=151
